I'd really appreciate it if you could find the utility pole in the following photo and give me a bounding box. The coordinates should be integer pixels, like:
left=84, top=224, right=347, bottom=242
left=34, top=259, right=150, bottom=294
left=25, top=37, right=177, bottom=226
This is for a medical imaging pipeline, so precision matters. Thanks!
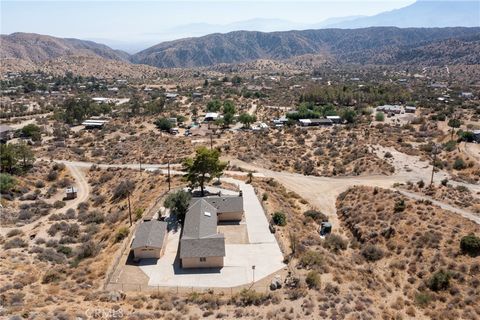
left=167, top=160, right=171, bottom=191
left=210, top=131, right=213, bottom=150
left=128, top=192, right=133, bottom=226
left=139, top=157, right=142, bottom=172
left=252, top=265, right=256, bottom=285
left=430, top=145, right=437, bottom=187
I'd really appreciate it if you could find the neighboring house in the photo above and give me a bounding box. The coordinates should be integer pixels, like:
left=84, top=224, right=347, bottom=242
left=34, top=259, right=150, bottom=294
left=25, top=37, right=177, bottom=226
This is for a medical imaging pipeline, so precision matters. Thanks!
left=377, top=105, right=402, bottom=114
left=326, top=116, right=342, bottom=124
left=204, top=112, right=219, bottom=122
left=180, top=195, right=244, bottom=268
left=82, top=119, right=108, bottom=129
left=0, top=125, right=14, bottom=143
left=131, top=220, right=168, bottom=261
left=166, top=93, right=178, bottom=100
left=299, top=119, right=333, bottom=127
left=405, top=106, right=416, bottom=113
left=65, top=186, right=77, bottom=200
left=473, top=130, right=480, bottom=143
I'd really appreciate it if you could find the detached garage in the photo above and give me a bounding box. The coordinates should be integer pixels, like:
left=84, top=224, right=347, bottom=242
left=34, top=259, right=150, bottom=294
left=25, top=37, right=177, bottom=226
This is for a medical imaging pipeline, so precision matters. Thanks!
left=131, top=220, right=168, bottom=261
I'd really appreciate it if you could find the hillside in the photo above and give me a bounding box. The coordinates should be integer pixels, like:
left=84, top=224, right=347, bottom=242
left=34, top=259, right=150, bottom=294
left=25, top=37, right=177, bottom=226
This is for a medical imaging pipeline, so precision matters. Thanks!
left=0, top=32, right=130, bottom=63
left=132, top=27, right=480, bottom=68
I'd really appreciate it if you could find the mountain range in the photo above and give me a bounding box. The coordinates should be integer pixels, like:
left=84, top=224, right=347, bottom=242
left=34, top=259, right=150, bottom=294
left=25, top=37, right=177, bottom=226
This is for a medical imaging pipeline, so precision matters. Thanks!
left=1, top=0, right=479, bottom=70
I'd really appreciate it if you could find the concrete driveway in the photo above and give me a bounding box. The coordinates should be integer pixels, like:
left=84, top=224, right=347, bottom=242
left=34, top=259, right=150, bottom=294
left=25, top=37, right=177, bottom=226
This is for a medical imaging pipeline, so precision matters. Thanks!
left=139, top=181, right=285, bottom=288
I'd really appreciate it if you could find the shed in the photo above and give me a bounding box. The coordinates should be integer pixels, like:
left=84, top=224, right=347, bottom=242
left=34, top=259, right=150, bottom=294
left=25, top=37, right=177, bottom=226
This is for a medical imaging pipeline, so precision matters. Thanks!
left=131, top=220, right=168, bottom=261
left=65, top=186, right=77, bottom=200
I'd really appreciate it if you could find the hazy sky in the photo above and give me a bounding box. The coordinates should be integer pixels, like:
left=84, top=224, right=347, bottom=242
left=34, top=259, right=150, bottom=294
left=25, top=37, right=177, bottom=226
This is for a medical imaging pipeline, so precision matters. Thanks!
left=1, top=0, right=416, bottom=50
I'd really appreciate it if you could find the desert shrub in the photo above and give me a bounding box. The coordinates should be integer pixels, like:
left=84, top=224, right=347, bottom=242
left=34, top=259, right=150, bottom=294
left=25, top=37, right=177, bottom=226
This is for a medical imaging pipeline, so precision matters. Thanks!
left=232, top=289, right=269, bottom=306
left=394, top=199, right=406, bottom=212
left=35, top=180, right=45, bottom=188
left=361, top=244, right=384, bottom=262
left=77, top=241, right=99, bottom=260
left=78, top=210, right=104, bottom=224
left=305, top=271, right=321, bottom=289
left=460, top=234, right=480, bottom=256
left=441, top=178, right=449, bottom=186
left=38, top=248, right=66, bottom=264
left=7, top=229, right=23, bottom=238
left=427, top=270, right=451, bottom=291
left=272, top=212, right=287, bottom=226
left=57, top=245, right=73, bottom=256
left=323, top=234, right=347, bottom=253
left=65, top=208, right=76, bottom=219
left=53, top=200, right=66, bottom=209
left=4, top=237, right=27, bottom=249
left=375, top=112, right=385, bottom=122
left=384, top=151, right=393, bottom=158
left=42, top=269, right=63, bottom=284
left=303, top=210, right=328, bottom=223
left=46, top=170, right=58, bottom=181
left=415, top=291, right=432, bottom=307
left=443, top=140, right=457, bottom=152
left=112, top=180, right=135, bottom=201
left=262, top=193, right=268, bottom=201
left=453, top=158, right=466, bottom=170
left=299, top=250, right=323, bottom=268
left=115, top=227, right=130, bottom=242
left=417, top=180, right=425, bottom=188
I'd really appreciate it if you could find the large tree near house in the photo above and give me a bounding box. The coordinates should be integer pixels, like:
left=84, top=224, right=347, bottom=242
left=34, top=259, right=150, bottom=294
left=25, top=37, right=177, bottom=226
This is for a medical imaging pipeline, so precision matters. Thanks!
left=183, top=146, right=227, bottom=196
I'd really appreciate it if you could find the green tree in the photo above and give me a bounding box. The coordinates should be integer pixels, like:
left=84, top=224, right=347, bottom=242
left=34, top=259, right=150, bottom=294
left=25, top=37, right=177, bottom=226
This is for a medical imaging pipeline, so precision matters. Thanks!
left=154, top=118, right=173, bottom=132
left=448, top=118, right=461, bottom=140
left=222, top=100, right=236, bottom=127
left=0, top=173, right=16, bottom=193
left=460, top=234, right=480, bottom=256
left=164, top=190, right=192, bottom=221
left=20, top=124, right=42, bottom=141
left=341, top=109, right=357, bottom=124
left=0, top=144, right=17, bottom=173
left=183, top=147, right=227, bottom=196
left=206, top=99, right=222, bottom=112
left=14, top=142, right=35, bottom=169
left=238, top=113, right=256, bottom=128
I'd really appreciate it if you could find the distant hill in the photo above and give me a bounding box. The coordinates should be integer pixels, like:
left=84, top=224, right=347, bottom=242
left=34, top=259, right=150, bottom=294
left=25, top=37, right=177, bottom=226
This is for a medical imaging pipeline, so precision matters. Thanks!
left=326, top=0, right=480, bottom=28
left=0, top=33, right=130, bottom=63
left=131, top=27, right=480, bottom=68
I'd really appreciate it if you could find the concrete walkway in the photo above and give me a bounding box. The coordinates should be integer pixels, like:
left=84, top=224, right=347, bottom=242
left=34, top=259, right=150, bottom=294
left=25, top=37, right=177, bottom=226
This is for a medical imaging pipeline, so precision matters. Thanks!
left=139, top=183, right=285, bottom=288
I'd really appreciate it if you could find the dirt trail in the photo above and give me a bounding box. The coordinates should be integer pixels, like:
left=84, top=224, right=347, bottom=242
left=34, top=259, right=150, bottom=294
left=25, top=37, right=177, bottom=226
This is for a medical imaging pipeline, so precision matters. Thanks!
left=0, top=164, right=90, bottom=237
left=461, top=142, right=480, bottom=164
left=224, top=144, right=480, bottom=227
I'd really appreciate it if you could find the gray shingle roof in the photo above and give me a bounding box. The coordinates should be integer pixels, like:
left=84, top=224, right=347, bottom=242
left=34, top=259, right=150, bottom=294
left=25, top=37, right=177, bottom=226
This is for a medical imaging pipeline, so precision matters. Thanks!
left=203, top=196, right=244, bottom=214
left=131, top=220, right=167, bottom=249
left=180, top=198, right=225, bottom=258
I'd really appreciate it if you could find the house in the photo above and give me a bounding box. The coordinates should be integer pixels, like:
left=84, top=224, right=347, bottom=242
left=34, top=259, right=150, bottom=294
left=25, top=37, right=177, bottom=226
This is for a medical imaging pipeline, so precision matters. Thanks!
left=299, top=119, right=333, bottom=127
left=473, top=130, right=480, bottom=143
left=203, top=195, right=244, bottom=221
left=377, top=105, right=402, bottom=114
left=180, top=195, right=244, bottom=268
left=326, top=116, right=342, bottom=124
left=65, top=187, right=77, bottom=200
left=82, top=119, right=108, bottom=129
left=460, top=92, right=474, bottom=99
left=405, top=106, right=417, bottom=113
left=131, top=220, right=168, bottom=261
left=166, top=93, right=178, bottom=100
left=192, top=92, right=203, bottom=99
left=204, top=112, right=219, bottom=122
left=0, top=125, right=14, bottom=143
left=180, top=199, right=226, bottom=268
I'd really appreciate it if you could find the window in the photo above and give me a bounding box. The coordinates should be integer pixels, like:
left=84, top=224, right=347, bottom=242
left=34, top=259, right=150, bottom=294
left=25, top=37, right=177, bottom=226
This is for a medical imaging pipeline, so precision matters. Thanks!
left=200, top=257, right=206, bottom=262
